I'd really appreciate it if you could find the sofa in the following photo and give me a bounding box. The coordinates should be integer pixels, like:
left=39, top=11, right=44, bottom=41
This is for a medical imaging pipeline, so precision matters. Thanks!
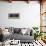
left=3, top=27, right=34, bottom=43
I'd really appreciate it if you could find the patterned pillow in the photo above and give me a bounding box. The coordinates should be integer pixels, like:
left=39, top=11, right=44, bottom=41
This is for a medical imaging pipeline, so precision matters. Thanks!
left=14, top=28, right=21, bottom=33
left=8, top=27, right=14, bottom=34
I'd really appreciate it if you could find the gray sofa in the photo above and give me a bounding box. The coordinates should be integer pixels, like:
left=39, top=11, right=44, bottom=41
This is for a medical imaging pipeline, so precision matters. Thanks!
left=3, top=27, right=34, bottom=43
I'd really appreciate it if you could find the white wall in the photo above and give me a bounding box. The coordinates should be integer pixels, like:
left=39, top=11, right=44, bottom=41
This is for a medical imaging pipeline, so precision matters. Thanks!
left=0, top=1, right=40, bottom=28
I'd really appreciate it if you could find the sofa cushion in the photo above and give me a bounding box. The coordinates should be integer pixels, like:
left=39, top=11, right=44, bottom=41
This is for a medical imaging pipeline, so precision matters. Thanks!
left=8, top=33, right=34, bottom=43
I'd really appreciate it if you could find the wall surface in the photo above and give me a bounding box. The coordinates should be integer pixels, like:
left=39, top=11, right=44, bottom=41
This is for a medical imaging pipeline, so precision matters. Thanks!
left=0, top=1, right=40, bottom=28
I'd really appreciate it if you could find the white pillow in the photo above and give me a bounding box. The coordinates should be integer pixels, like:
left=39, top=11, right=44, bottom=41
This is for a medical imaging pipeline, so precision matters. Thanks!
left=21, top=28, right=27, bottom=35
left=3, top=29, right=10, bottom=36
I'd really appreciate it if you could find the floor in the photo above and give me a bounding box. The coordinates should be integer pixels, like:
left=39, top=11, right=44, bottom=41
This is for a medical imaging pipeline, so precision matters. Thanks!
left=0, top=40, right=46, bottom=46
left=17, top=40, right=46, bottom=46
